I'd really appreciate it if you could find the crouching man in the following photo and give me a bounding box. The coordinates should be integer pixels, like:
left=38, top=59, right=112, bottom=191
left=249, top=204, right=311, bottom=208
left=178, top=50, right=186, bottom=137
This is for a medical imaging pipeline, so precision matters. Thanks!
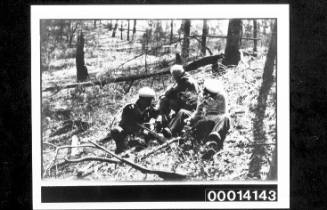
left=157, top=64, right=198, bottom=135
left=111, top=87, right=159, bottom=154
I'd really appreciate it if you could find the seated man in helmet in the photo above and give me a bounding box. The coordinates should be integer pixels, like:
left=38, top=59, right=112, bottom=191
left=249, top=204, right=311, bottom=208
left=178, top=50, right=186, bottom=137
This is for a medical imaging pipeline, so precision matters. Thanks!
left=111, top=87, right=159, bottom=154
left=156, top=64, right=199, bottom=133
left=166, top=79, right=231, bottom=159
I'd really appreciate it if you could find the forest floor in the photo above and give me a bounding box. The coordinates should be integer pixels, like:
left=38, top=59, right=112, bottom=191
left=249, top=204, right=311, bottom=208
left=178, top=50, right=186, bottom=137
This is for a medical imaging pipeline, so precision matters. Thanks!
left=41, top=25, right=276, bottom=181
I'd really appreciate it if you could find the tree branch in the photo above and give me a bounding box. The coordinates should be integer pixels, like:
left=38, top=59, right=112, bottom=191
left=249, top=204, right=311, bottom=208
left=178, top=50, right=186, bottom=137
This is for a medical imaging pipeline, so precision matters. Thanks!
left=65, top=156, right=120, bottom=164
left=44, top=144, right=96, bottom=177
left=189, top=35, right=213, bottom=55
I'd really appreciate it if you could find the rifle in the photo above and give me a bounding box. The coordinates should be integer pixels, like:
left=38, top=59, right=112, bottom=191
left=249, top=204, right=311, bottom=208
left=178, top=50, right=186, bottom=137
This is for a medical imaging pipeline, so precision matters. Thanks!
left=140, top=137, right=180, bottom=160
left=137, top=123, right=167, bottom=144
left=89, top=140, right=187, bottom=180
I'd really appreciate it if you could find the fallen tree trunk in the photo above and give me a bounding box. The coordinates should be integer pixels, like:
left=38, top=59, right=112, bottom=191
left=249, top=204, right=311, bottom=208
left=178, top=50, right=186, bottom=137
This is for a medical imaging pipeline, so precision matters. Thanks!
left=184, top=54, right=224, bottom=71
left=43, top=54, right=224, bottom=92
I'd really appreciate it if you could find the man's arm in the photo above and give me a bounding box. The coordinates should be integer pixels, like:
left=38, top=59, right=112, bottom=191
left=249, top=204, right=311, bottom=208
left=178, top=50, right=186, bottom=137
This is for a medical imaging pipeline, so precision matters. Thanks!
left=119, top=104, right=135, bottom=126
left=187, top=95, right=207, bottom=125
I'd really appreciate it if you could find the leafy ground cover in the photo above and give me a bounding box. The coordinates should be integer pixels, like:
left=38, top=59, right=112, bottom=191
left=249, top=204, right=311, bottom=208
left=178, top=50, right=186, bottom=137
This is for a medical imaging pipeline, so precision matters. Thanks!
left=41, top=25, right=276, bottom=181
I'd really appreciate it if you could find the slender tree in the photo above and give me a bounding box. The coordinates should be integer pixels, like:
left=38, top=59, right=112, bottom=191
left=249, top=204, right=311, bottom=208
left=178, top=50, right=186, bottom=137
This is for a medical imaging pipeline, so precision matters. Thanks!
left=181, top=19, right=191, bottom=59
left=222, top=19, right=243, bottom=65
left=253, top=19, right=258, bottom=54
left=58, top=20, right=65, bottom=42
left=248, top=21, right=277, bottom=179
left=170, top=20, right=174, bottom=44
left=68, top=21, right=79, bottom=48
left=76, top=31, right=89, bottom=82
left=112, top=20, right=118, bottom=37
left=120, top=21, right=123, bottom=40
left=267, top=146, right=277, bottom=180
left=127, top=19, right=130, bottom=41
left=132, top=19, right=137, bottom=41
left=201, top=19, right=208, bottom=56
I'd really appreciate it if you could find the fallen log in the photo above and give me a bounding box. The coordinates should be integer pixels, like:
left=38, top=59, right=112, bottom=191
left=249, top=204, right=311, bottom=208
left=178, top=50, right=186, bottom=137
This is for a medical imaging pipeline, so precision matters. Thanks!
left=184, top=54, right=224, bottom=71
left=89, top=140, right=187, bottom=180
left=191, top=34, right=261, bottom=40
left=42, top=54, right=223, bottom=92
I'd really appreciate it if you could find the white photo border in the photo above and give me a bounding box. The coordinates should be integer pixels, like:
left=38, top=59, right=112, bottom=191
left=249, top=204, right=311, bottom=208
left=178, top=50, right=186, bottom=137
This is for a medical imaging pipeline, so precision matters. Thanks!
left=31, top=4, right=289, bottom=209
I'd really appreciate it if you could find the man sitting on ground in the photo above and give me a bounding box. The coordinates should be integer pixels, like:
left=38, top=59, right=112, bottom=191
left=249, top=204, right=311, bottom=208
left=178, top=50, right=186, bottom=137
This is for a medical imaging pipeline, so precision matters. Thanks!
left=156, top=64, right=199, bottom=135
left=111, top=87, right=159, bottom=154
left=165, top=79, right=231, bottom=159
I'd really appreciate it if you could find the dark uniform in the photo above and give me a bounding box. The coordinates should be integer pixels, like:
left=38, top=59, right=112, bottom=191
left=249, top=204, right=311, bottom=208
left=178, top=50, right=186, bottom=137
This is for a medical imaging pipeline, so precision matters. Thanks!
left=158, top=72, right=198, bottom=129
left=111, top=100, right=159, bottom=154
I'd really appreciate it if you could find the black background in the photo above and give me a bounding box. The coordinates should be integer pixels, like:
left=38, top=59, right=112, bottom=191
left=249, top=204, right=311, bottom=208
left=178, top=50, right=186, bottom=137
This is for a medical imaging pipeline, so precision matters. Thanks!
left=1, top=0, right=327, bottom=209
left=41, top=185, right=277, bottom=202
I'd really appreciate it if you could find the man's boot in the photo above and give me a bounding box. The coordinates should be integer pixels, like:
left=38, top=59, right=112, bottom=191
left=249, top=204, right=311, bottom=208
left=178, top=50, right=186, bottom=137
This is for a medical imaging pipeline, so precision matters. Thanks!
left=111, top=126, right=128, bottom=154
left=207, top=132, right=223, bottom=151
left=162, top=127, right=172, bottom=138
left=200, top=132, right=222, bottom=160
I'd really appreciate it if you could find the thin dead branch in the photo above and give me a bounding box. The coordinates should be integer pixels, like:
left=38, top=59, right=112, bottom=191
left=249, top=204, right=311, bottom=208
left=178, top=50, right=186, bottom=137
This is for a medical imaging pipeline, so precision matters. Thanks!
left=65, top=156, right=120, bottom=164
left=44, top=144, right=96, bottom=177
left=89, top=140, right=187, bottom=180
left=189, top=35, right=213, bottom=55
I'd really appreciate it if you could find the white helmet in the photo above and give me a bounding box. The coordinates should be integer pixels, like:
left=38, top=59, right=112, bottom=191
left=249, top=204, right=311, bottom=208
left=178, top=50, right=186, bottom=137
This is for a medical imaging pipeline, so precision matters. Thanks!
left=203, top=79, right=224, bottom=94
left=170, top=64, right=185, bottom=78
left=138, top=87, right=155, bottom=98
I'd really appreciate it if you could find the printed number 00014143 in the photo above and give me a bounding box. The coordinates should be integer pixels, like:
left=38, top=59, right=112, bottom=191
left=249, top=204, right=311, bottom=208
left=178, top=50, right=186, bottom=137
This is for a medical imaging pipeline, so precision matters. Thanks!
left=206, top=190, right=277, bottom=202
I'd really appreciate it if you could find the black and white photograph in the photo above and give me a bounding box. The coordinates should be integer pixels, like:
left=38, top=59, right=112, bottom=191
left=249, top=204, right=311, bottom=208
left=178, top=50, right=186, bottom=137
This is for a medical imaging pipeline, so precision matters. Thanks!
left=31, top=5, right=289, bottom=209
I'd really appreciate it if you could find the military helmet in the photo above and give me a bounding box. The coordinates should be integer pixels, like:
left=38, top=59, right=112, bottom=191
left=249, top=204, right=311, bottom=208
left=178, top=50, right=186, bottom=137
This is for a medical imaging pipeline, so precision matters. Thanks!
left=203, top=79, right=223, bottom=94
left=170, top=64, right=185, bottom=78
left=138, top=87, right=155, bottom=98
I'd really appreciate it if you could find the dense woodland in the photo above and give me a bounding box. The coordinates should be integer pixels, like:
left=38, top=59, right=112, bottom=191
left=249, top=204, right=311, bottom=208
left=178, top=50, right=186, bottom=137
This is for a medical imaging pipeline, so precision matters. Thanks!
left=40, top=19, right=277, bottom=181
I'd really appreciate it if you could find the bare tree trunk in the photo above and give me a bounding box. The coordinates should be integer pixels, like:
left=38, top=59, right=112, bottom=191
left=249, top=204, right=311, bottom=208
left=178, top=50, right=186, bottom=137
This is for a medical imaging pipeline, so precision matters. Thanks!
left=201, top=19, right=208, bottom=56
left=59, top=20, right=64, bottom=42
left=76, top=31, right=89, bottom=82
left=127, top=20, right=130, bottom=41
left=108, top=20, right=113, bottom=30
left=182, top=19, right=191, bottom=60
left=94, top=20, right=96, bottom=28
left=112, top=20, right=118, bottom=37
left=120, top=21, right=123, bottom=40
left=170, top=20, right=173, bottom=44
left=68, top=21, right=79, bottom=48
left=248, top=21, right=277, bottom=179
left=175, top=53, right=183, bottom=65
left=132, top=19, right=137, bottom=41
left=267, top=146, right=277, bottom=180
left=222, top=19, right=243, bottom=65
left=253, top=19, right=258, bottom=54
